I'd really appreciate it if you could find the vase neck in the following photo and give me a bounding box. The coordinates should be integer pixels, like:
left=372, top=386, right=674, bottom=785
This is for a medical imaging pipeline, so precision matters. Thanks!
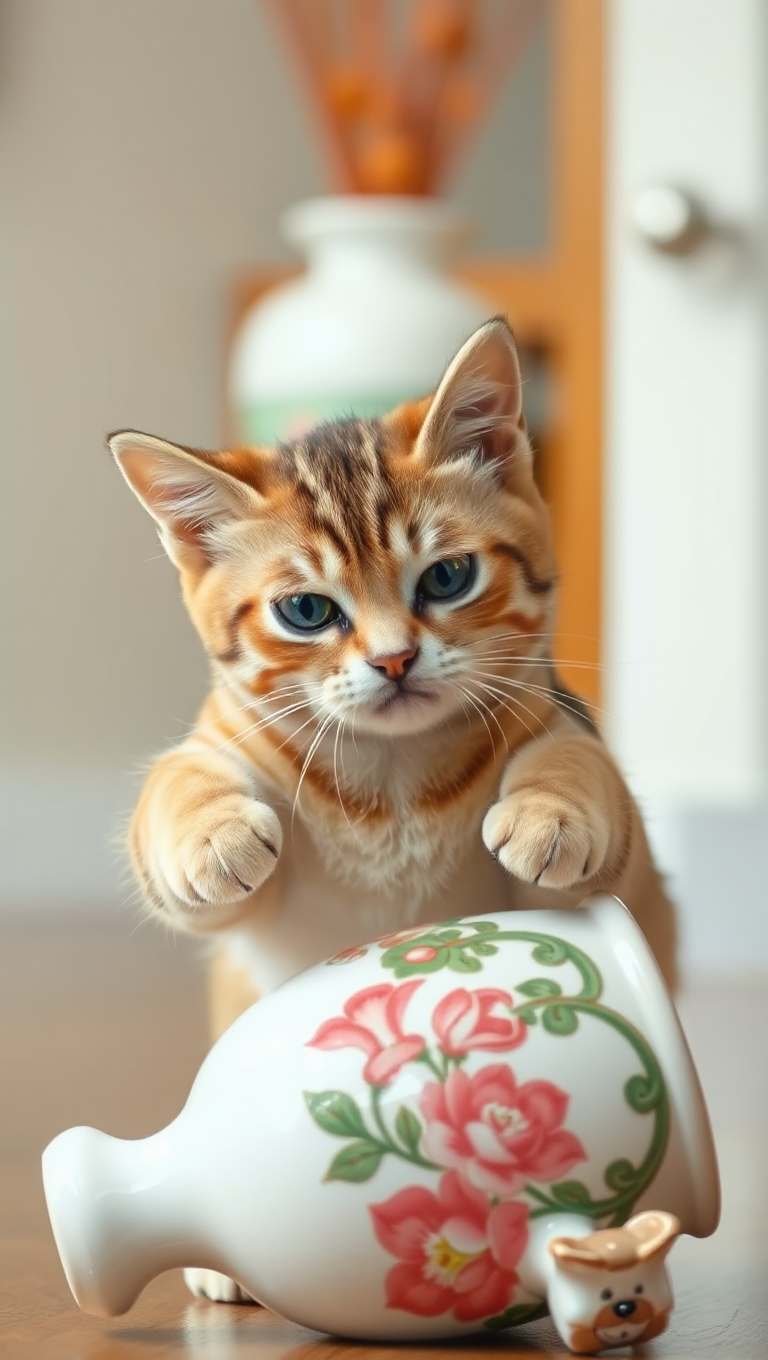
left=282, top=196, right=470, bottom=281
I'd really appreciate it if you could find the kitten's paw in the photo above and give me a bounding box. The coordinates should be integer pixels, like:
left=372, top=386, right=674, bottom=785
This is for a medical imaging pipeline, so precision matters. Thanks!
left=482, top=789, right=609, bottom=890
left=158, top=796, right=282, bottom=913
left=184, top=1267, right=256, bottom=1304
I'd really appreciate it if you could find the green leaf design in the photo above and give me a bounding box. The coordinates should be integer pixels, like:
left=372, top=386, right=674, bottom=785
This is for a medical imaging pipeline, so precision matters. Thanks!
left=394, top=1106, right=423, bottom=1155
left=625, top=1070, right=665, bottom=1113
left=531, top=937, right=569, bottom=966
left=484, top=1301, right=546, bottom=1330
left=516, top=1005, right=540, bottom=1026
left=605, top=1158, right=637, bottom=1193
left=466, top=940, right=498, bottom=957
left=304, top=1091, right=368, bottom=1140
left=516, top=977, right=563, bottom=999
left=325, top=1141, right=383, bottom=1183
left=549, top=1179, right=592, bottom=1208
left=447, top=952, right=482, bottom=974
left=541, top=1004, right=579, bottom=1035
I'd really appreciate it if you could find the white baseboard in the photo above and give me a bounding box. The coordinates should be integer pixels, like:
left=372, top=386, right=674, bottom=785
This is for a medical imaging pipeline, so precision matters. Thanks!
left=0, top=766, right=138, bottom=911
left=2, top=767, right=765, bottom=977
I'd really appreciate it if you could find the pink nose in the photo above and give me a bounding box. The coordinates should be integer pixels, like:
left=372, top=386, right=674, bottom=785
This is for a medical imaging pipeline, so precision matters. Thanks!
left=368, top=647, right=418, bottom=681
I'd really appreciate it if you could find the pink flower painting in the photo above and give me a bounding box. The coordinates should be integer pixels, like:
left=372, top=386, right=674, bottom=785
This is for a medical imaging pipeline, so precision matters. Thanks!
left=370, top=1170, right=529, bottom=1322
left=420, top=1064, right=586, bottom=1197
left=308, top=980, right=426, bottom=1086
left=432, top=987, right=526, bottom=1056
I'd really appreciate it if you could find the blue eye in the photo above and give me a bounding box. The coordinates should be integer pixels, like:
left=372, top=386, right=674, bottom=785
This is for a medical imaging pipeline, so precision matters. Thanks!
left=274, top=594, right=338, bottom=631
left=418, top=555, right=474, bottom=601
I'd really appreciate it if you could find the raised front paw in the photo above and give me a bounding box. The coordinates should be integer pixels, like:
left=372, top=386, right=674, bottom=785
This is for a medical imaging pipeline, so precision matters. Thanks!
left=151, top=795, right=282, bottom=914
left=482, top=789, right=609, bottom=890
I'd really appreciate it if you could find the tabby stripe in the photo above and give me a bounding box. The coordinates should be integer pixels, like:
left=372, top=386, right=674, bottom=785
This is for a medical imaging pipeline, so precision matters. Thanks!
left=213, top=600, right=254, bottom=664
left=415, top=741, right=495, bottom=813
left=491, top=543, right=555, bottom=595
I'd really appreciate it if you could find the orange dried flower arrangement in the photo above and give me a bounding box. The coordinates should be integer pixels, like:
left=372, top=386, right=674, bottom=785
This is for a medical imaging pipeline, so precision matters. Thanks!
left=263, top=0, right=542, bottom=195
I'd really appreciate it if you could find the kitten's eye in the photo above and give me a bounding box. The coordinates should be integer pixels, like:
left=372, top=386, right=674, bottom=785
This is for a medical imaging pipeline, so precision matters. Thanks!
left=274, top=594, right=339, bottom=632
left=418, top=554, right=474, bottom=602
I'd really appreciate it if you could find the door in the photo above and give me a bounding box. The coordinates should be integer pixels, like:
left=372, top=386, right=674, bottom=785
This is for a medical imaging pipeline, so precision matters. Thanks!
left=604, top=0, right=768, bottom=970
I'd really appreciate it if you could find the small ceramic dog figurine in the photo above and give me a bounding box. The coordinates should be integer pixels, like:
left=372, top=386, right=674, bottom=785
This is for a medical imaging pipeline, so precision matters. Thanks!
left=548, top=1212, right=680, bottom=1353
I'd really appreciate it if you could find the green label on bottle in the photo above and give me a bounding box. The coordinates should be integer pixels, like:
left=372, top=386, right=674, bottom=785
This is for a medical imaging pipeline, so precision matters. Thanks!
left=237, top=392, right=424, bottom=446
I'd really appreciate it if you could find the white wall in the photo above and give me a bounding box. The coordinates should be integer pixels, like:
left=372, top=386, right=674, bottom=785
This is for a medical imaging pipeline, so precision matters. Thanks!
left=605, top=0, right=768, bottom=972
left=0, top=0, right=548, bottom=910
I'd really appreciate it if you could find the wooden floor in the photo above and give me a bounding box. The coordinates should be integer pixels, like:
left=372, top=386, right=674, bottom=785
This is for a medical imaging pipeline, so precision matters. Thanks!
left=1, top=911, right=766, bottom=1360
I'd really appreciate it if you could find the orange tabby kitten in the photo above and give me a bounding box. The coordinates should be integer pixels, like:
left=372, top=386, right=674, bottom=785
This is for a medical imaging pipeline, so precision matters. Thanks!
left=112, top=318, right=675, bottom=1298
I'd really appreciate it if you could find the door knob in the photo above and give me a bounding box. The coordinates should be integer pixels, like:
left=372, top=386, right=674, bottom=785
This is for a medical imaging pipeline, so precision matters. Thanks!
left=631, top=186, right=708, bottom=255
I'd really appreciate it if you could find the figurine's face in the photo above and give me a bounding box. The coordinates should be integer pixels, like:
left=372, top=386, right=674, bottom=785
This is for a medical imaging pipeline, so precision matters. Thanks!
left=547, top=1213, right=680, bottom=1354
left=548, top=1255, right=674, bottom=1350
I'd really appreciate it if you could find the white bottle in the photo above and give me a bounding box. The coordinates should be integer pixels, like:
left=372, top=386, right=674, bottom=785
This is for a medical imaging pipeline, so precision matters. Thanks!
left=228, top=195, right=492, bottom=444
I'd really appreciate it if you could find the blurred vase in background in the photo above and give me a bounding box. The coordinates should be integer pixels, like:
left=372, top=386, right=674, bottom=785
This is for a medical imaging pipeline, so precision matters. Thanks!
left=229, top=0, right=541, bottom=444
left=229, top=193, right=491, bottom=444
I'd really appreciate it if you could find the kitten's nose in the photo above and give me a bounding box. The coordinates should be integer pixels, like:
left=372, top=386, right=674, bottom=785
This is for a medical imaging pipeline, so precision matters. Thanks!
left=368, top=647, right=419, bottom=681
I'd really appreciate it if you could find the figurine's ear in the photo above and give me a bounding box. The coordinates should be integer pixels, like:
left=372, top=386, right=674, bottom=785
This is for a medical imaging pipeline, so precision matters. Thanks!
left=624, top=1211, right=681, bottom=1262
left=413, top=316, right=530, bottom=483
left=109, top=430, right=261, bottom=574
left=549, top=1237, right=604, bottom=1272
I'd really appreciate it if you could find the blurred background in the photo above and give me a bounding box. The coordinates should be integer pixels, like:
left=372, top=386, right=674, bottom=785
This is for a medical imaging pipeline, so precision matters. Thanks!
left=1, top=0, right=766, bottom=982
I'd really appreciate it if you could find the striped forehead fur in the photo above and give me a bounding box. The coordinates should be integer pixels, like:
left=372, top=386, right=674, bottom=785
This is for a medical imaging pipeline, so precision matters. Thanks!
left=277, top=417, right=401, bottom=562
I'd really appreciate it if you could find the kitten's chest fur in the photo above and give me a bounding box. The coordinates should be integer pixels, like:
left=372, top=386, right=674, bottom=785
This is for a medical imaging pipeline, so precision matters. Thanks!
left=284, top=729, right=501, bottom=900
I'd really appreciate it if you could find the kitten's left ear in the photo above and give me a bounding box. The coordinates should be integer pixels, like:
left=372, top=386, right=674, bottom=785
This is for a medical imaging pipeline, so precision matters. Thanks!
left=109, top=430, right=261, bottom=575
left=414, top=316, right=530, bottom=481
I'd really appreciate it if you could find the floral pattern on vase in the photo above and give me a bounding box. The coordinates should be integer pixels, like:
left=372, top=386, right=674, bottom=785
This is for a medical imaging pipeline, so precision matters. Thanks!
left=306, top=922, right=671, bottom=1331
left=420, top=1065, right=585, bottom=1197
left=371, top=1171, right=530, bottom=1323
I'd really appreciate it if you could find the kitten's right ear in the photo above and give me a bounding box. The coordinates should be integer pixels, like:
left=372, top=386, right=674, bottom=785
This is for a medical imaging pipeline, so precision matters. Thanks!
left=109, top=431, right=260, bottom=573
left=413, top=316, right=530, bottom=483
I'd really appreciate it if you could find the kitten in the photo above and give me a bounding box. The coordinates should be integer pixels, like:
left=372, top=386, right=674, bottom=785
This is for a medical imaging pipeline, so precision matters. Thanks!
left=112, top=317, right=675, bottom=1299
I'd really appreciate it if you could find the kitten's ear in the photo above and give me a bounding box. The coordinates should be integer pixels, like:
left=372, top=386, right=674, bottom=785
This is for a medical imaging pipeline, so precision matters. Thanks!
left=109, top=431, right=260, bottom=572
left=414, top=316, right=530, bottom=481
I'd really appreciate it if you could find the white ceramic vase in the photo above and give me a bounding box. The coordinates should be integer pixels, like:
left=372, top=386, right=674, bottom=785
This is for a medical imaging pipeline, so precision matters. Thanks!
left=43, top=897, right=719, bottom=1352
left=228, top=195, right=492, bottom=445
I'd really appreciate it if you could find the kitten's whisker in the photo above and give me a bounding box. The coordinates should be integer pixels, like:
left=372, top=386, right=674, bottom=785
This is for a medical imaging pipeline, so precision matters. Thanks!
left=471, top=652, right=604, bottom=674
left=270, top=705, right=324, bottom=757
left=223, top=683, right=320, bottom=718
left=457, top=683, right=508, bottom=758
left=350, top=707, right=361, bottom=758
left=470, top=643, right=601, bottom=666
left=471, top=679, right=550, bottom=744
left=291, top=710, right=338, bottom=829
left=474, top=669, right=605, bottom=727
left=220, top=681, right=325, bottom=728
left=476, top=630, right=600, bottom=645
left=333, top=715, right=352, bottom=826
left=211, top=698, right=317, bottom=755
